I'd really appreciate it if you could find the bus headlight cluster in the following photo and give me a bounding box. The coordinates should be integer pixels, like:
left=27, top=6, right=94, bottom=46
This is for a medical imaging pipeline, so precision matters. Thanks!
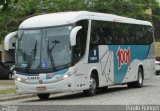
left=63, top=74, right=69, bottom=79
left=17, top=77, right=21, bottom=81
left=15, top=76, right=26, bottom=82
left=62, top=67, right=78, bottom=80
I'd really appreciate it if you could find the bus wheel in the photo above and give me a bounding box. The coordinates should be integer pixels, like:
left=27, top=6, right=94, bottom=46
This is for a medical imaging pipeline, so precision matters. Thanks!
left=37, top=93, right=50, bottom=100
left=127, top=67, right=143, bottom=88
left=8, top=73, right=12, bottom=80
left=83, top=74, right=97, bottom=96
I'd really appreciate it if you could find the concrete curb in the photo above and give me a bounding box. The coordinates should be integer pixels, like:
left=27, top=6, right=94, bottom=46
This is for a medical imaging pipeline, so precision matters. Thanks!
left=0, top=92, right=81, bottom=102
left=0, top=94, right=36, bottom=102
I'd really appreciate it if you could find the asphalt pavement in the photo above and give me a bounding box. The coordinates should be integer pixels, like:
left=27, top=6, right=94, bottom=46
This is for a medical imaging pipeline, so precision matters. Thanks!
left=0, top=75, right=160, bottom=105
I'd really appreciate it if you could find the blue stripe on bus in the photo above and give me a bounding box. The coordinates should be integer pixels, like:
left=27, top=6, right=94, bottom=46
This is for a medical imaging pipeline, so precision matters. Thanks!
left=108, top=45, right=150, bottom=84
left=54, top=68, right=69, bottom=75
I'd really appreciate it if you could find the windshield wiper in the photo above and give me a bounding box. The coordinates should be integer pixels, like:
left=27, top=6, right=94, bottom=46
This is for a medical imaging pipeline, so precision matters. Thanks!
left=24, top=40, right=37, bottom=72
left=33, top=40, right=37, bottom=58
left=27, top=40, right=37, bottom=68
left=47, top=40, right=60, bottom=71
left=26, top=54, right=33, bottom=72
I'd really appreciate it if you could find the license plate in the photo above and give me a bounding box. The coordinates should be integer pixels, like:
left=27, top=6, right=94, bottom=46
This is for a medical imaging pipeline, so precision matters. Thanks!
left=36, top=86, right=47, bottom=91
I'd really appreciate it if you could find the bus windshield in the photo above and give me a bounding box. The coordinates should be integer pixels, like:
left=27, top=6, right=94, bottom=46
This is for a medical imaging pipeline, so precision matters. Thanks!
left=16, top=26, right=73, bottom=73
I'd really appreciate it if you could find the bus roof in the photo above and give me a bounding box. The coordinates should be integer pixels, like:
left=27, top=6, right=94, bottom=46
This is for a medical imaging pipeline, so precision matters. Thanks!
left=19, top=11, right=152, bottom=29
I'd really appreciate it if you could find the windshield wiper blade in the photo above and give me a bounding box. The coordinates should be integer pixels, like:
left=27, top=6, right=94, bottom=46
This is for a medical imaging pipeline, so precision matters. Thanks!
left=47, top=40, right=60, bottom=71
left=24, top=54, right=35, bottom=73
left=33, top=40, right=37, bottom=58
left=24, top=40, right=38, bottom=72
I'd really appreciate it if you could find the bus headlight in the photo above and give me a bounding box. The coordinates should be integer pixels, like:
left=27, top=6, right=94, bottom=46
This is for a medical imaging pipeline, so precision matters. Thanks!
left=63, top=74, right=69, bottom=79
left=15, top=77, right=26, bottom=82
left=62, top=67, right=78, bottom=80
left=17, top=77, right=21, bottom=81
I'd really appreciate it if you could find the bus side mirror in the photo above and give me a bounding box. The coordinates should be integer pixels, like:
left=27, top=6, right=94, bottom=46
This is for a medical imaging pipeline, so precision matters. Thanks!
left=70, top=26, right=82, bottom=46
left=4, top=31, right=17, bottom=51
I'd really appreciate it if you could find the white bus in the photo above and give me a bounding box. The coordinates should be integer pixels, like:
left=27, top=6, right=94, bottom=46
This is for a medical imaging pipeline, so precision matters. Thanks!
left=15, top=11, right=155, bottom=99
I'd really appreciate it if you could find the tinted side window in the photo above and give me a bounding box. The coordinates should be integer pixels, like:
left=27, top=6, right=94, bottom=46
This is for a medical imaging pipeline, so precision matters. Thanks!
left=132, top=25, right=153, bottom=45
left=73, top=20, right=88, bottom=63
left=90, top=20, right=153, bottom=46
left=90, top=20, right=113, bottom=47
left=113, top=24, right=153, bottom=45
left=113, top=23, right=130, bottom=45
left=145, top=26, right=154, bottom=44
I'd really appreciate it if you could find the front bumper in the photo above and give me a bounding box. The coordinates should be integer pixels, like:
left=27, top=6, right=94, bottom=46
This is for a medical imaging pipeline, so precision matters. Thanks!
left=15, top=76, right=76, bottom=94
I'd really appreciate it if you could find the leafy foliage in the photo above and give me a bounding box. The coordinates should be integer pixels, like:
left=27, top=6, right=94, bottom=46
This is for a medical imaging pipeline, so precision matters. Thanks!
left=0, top=0, right=10, bottom=11
left=0, top=0, right=159, bottom=41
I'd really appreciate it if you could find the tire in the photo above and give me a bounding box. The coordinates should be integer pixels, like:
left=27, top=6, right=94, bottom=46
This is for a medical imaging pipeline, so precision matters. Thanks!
left=8, top=73, right=12, bottom=80
left=156, top=71, right=160, bottom=75
left=83, top=74, right=97, bottom=96
left=0, top=64, right=10, bottom=79
left=37, top=93, right=50, bottom=100
left=98, top=86, right=108, bottom=90
left=127, top=67, right=143, bottom=88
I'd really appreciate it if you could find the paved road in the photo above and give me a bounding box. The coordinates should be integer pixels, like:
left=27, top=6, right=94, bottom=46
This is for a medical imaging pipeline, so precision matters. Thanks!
left=1, top=75, right=160, bottom=105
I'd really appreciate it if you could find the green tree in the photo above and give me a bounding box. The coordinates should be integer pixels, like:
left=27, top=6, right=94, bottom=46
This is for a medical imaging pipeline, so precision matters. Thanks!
left=0, top=0, right=10, bottom=11
left=0, top=0, right=159, bottom=41
left=88, top=0, right=159, bottom=21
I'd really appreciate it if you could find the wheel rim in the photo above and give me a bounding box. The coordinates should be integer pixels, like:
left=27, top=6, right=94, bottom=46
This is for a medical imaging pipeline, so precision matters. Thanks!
left=90, top=78, right=96, bottom=94
left=138, top=71, right=143, bottom=85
